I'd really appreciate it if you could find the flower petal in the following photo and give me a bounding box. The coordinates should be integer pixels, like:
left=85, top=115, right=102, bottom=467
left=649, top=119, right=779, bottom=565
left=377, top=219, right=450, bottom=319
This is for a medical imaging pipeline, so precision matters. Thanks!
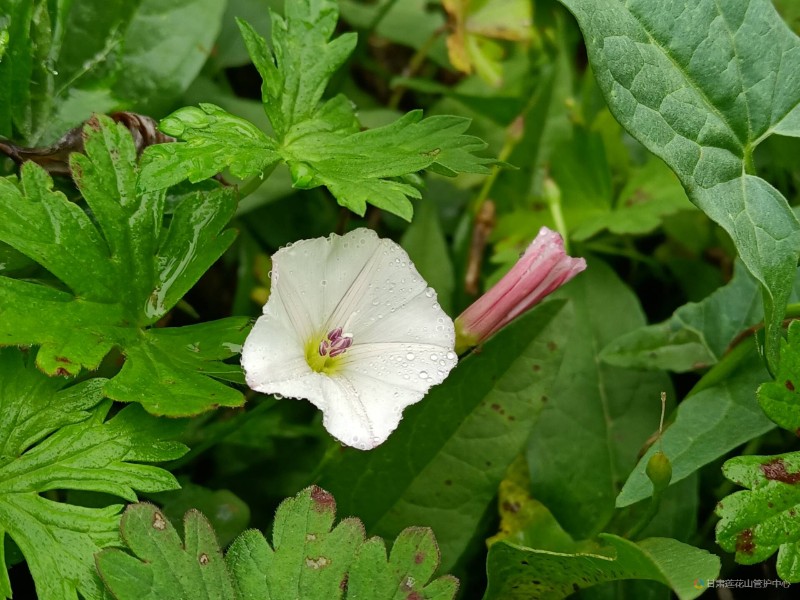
left=316, top=371, right=428, bottom=450
left=241, top=302, right=314, bottom=392
left=242, top=228, right=459, bottom=450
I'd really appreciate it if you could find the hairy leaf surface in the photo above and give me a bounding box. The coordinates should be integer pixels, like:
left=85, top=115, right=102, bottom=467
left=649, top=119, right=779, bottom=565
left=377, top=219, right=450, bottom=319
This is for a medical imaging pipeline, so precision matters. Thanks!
left=96, top=486, right=458, bottom=599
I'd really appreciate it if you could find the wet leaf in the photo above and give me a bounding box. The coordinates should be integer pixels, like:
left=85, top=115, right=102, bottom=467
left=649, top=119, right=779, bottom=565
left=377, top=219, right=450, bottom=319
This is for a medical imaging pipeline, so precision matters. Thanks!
left=0, top=115, right=246, bottom=415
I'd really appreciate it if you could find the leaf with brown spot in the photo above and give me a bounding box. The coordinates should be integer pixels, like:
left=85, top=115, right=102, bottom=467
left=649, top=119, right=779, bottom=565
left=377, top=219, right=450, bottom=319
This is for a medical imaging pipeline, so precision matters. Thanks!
left=97, top=486, right=458, bottom=600
left=759, top=321, right=800, bottom=433
left=716, top=450, right=800, bottom=582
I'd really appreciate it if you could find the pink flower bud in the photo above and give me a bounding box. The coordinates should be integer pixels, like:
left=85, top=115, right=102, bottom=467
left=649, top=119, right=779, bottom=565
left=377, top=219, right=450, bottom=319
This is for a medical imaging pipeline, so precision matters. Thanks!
left=455, top=227, right=586, bottom=352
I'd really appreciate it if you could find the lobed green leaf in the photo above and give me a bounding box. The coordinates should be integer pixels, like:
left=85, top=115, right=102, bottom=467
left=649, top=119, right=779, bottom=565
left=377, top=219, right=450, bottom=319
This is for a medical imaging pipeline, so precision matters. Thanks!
left=96, top=486, right=457, bottom=600
left=758, top=320, right=800, bottom=433
left=716, top=452, right=800, bottom=582
left=143, top=0, right=494, bottom=220
left=0, top=115, right=247, bottom=415
left=0, top=348, right=185, bottom=600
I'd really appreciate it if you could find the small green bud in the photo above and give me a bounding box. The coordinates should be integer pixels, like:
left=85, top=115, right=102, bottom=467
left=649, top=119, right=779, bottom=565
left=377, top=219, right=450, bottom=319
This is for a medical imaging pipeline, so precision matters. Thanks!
left=646, top=450, right=672, bottom=494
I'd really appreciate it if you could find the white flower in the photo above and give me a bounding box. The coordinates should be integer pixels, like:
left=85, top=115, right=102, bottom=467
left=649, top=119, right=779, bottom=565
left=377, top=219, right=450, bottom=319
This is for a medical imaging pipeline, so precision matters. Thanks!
left=241, top=228, right=457, bottom=450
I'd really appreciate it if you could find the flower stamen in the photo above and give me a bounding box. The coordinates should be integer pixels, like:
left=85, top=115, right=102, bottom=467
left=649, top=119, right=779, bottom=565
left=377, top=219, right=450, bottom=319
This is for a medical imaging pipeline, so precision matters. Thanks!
left=309, top=328, right=354, bottom=372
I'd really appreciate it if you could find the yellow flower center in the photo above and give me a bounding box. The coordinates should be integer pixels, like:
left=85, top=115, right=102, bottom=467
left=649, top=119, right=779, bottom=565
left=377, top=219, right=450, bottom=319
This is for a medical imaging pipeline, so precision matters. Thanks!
left=305, top=327, right=353, bottom=375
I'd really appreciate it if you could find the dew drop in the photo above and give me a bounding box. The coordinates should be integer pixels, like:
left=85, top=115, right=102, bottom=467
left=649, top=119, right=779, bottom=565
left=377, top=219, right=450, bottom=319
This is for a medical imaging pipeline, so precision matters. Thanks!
left=406, top=353, right=415, bottom=360
left=424, top=287, right=435, bottom=298
left=419, top=371, right=429, bottom=380
left=430, top=353, right=438, bottom=361
left=446, top=352, right=456, bottom=360
left=371, top=298, right=380, bottom=306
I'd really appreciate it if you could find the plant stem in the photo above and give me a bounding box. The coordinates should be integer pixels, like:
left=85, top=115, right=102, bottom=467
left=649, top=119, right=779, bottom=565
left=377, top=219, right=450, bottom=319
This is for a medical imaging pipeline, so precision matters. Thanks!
left=366, top=0, right=401, bottom=35
left=388, top=28, right=443, bottom=110
left=235, top=163, right=278, bottom=202
left=625, top=490, right=664, bottom=540
left=469, top=125, right=520, bottom=216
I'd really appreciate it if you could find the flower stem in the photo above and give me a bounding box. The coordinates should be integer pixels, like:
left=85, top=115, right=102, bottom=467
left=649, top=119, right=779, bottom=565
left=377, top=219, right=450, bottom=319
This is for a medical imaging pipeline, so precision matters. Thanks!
left=469, top=122, right=520, bottom=216
left=366, top=0, right=401, bottom=35
left=544, top=177, right=569, bottom=253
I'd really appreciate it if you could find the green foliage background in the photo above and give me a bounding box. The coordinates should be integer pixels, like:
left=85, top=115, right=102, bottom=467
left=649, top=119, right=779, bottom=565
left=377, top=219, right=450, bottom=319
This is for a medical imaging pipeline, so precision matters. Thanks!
left=1, top=0, right=799, bottom=598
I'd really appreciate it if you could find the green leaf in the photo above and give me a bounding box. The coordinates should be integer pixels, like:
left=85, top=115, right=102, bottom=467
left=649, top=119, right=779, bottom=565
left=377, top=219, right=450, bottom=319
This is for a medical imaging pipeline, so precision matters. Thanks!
left=758, top=320, right=800, bottom=433
left=400, top=200, right=455, bottom=314
left=96, top=486, right=458, bottom=599
left=153, top=482, right=250, bottom=548
left=237, top=4, right=356, bottom=140
left=318, top=299, right=570, bottom=573
left=557, top=0, right=800, bottom=370
left=526, top=258, right=672, bottom=538
left=111, top=0, right=226, bottom=115
left=617, top=340, right=774, bottom=508
left=0, top=115, right=246, bottom=415
left=484, top=534, right=720, bottom=600
left=142, top=0, right=494, bottom=220
left=143, top=103, right=281, bottom=187
left=96, top=503, right=235, bottom=600
left=0, top=0, right=56, bottom=143
left=0, top=348, right=185, bottom=600
left=48, top=0, right=225, bottom=138
left=716, top=452, right=800, bottom=582
left=602, top=262, right=800, bottom=372
left=571, top=157, right=695, bottom=240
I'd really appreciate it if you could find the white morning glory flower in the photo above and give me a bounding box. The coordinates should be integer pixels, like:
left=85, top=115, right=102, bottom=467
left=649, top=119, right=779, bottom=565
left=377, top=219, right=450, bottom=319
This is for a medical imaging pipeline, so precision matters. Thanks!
left=241, top=228, right=457, bottom=450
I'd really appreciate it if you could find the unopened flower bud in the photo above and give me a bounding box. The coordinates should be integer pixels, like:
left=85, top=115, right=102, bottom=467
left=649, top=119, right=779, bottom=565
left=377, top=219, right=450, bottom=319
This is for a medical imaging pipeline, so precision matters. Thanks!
left=454, top=227, right=586, bottom=353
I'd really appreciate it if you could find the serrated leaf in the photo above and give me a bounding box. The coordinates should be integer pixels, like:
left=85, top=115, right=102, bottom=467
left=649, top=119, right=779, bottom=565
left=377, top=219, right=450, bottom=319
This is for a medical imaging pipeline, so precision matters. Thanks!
left=617, top=340, right=774, bottom=508
left=0, top=115, right=247, bottom=415
left=558, top=0, right=800, bottom=370
left=602, top=261, right=800, bottom=372
left=716, top=452, right=800, bottom=582
left=758, top=320, right=800, bottom=433
left=141, top=0, right=494, bottom=220
left=143, top=103, right=280, bottom=187
left=484, top=534, right=720, bottom=600
left=0, top=348, right=185, bottom=600
left=318, top=299, right=570, bottom=574
left=96, top=486, right=458, bottom=600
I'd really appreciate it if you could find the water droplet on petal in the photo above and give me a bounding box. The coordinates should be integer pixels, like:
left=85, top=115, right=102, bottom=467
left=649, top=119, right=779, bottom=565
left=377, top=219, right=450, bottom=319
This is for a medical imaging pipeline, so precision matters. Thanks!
left=424, top=287, right=435, bottom=298
left=406, top=353, right=415, bottom=360
left=430, top=353, right=438, bottom=361
left=446, top=352, right=456, bottom=360
left=419, top=371, right=429, bottom=380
